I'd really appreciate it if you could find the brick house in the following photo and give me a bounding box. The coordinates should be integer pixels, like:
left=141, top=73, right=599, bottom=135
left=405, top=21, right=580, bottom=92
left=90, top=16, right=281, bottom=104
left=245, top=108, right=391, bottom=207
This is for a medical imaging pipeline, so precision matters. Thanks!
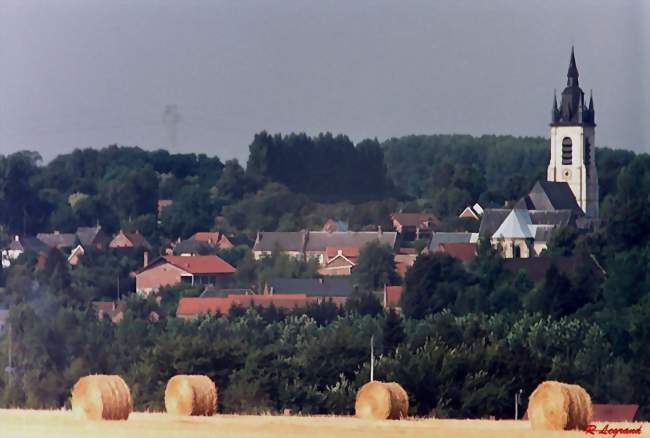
left=176, top=294, right=323, bottom=320
left=109, top=230, right=152, bottom=251
left=135, top=255, right=236, bottom=296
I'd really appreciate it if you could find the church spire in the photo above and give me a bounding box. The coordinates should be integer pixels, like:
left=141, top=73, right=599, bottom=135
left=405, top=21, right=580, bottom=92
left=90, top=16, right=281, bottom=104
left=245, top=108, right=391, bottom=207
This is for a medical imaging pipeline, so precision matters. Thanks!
left=588, top=89, right=594, bottom=111
left=567, top=46, right=579, bottom=87
left=552, top=89, right=559, bottom=122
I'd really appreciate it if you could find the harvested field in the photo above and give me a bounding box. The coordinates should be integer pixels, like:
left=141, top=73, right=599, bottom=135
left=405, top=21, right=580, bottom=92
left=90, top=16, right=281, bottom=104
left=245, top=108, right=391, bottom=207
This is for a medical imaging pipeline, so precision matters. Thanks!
left=0, top=409, right=647, bottom=438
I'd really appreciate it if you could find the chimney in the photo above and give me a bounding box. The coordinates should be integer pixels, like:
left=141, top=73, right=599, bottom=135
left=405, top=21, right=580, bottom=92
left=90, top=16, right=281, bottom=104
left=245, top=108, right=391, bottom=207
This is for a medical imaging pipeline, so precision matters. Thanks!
left=143, top=251, right=149, bottom=268
left=14, top=235, right=19, bottom=242
left=378, top=225, right=383, bottom=235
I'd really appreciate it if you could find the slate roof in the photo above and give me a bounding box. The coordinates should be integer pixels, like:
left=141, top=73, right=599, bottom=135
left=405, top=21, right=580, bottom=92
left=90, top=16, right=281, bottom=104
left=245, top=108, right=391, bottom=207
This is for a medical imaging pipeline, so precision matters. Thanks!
left=305, top=231, right=398, bottom=252
left=429, top=232, right=473, bottom=252
left=20, top=236, right=50, bottom=254
left=37, top=232, right=77, bottom=249
left=519, top=181, right=583, bottom=214
left=493, top=208, right=535, bottom=239
left=201, top=287, right=253, bottom=298
left=173, top=238, right=215, bottom=255
left=267, top=278, right=354, bottom=297
left=253, top=231, right=307, bottom=253
left=76, top=226, right=105, bottom=247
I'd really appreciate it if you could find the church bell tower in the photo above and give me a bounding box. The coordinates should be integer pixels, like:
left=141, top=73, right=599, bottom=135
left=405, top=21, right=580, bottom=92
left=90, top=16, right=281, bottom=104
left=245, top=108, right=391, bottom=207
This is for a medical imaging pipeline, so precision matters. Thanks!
left=548, top=47, right=599, bottom=217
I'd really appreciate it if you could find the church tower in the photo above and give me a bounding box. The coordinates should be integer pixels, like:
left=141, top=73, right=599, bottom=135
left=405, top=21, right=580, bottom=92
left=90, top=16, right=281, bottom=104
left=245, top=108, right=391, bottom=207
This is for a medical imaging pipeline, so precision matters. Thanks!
left=548, top=47, right=599, bottom=217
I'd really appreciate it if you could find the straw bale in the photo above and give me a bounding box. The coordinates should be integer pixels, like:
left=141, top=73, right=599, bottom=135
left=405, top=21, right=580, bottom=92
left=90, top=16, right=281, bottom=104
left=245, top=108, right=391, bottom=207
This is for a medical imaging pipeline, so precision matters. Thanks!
left=71, top=375, right=132, bottom=420
left=355, top=381, right=408, bottom=420
left=165, top=375, right=217, bottom=416
left=527, top=380, right=592, bottom=430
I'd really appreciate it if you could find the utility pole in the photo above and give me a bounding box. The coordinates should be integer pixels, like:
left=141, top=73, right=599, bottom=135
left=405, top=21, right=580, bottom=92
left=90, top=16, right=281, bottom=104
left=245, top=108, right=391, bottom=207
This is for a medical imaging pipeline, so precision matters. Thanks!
left=514, top=389, right=523, bottom=419
left=370, top=335, right=374, bottom=382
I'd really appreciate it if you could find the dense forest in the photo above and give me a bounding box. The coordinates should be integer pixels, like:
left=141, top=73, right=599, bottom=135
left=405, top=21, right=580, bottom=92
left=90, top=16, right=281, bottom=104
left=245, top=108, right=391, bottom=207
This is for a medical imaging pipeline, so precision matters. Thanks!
left=0, top=132, right=648, bottom=418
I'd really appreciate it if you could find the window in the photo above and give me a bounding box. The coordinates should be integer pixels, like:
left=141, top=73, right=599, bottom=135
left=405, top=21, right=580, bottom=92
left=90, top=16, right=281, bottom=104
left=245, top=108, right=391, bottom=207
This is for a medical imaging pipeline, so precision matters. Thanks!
left=513, top=245, right=521, bottom=258
left=562, top=137, right=572, bottom=165
left=584, top=137, right=591, bottom=169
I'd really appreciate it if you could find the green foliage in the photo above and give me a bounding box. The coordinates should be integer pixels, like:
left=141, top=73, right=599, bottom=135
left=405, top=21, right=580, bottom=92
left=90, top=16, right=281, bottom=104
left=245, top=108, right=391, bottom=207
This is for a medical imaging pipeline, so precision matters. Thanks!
left=352, top=241, right=400, bottom=291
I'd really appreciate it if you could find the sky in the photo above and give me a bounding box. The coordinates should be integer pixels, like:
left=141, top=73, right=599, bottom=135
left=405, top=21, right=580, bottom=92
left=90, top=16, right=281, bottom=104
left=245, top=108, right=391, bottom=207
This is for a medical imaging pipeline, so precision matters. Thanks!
left=0, top=0, right=648, bottom=163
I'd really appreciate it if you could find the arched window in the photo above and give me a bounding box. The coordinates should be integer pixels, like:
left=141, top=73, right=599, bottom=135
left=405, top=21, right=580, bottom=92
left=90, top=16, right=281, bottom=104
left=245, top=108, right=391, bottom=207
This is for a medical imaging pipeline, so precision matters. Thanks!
left=562, top=137, right=572, bottom=165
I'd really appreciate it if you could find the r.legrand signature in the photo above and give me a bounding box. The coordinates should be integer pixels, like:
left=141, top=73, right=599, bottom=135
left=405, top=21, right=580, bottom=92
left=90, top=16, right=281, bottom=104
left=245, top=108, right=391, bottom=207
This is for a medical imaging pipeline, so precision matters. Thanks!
left=585, top=424, right=643, bottom=437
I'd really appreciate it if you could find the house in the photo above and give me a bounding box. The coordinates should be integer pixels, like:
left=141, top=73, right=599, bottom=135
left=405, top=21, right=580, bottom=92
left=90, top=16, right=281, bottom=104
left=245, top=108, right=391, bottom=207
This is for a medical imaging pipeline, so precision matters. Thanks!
left=109, top=230, right=152, bottom=251
left=135, top=255, right=236, bottom=295
left=0, top=309, right=8, bottom=333
left=434, top=242, right=477, bottom=263
left=459, top=203, right=484, bottom=220
left=37, top=231, right=77, bottom=249
left=390, top=213, right=441, bottom=240
left=264, top=278, right=354, bottom=302
left=383, top=285, right=402, bottom=311
left=173, top=231, right=233, bottom=256
left=322, top=219, right=349, bottom=233
left=76, top=225, right=110, bottom=250
left=252, top=231, right=307, bottom=260
left=176, top=294, right=319, bottom=320
left=92, top=301, right=124, bottom=323
left=303, top=230, right=398, bottom=265
left=252, top=230, right=398, bottom=269
left=318, top=247, right=359, bottom=276
left=2, top=235, right=50, bottom=268
left=502, top=255, right=604, bottom=283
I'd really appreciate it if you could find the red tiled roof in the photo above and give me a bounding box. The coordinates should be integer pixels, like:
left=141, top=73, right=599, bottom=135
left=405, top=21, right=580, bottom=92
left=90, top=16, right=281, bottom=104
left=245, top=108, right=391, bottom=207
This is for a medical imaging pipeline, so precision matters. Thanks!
left=176, top=293, right=336, bottom=317
left=438, top=243, right=477, bottom=262
left=325, top=246, right=360, bottom=258
left=384, top=286, right=402, bottom=308
left=162, top=255, right=236, bottom=274
left=191, top=231, right=233, bottom=248
left=592, top=404, right=639, bottom=422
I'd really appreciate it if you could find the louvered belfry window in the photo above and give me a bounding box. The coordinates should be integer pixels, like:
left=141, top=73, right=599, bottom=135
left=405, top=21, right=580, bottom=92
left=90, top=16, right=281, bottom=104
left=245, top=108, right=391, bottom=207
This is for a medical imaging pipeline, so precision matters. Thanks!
left=562, top=137, right=572, bottom=165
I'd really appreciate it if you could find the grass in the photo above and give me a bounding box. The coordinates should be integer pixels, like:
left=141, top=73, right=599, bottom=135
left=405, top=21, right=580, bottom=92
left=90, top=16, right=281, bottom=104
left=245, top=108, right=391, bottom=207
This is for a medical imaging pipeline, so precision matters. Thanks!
left=0, top=409, right=646, bottom=437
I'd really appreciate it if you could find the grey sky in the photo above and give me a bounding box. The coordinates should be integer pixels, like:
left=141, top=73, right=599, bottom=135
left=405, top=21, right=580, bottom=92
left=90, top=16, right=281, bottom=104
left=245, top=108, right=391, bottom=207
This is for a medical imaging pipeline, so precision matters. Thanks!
left=0, top=0, right=647, bottom=163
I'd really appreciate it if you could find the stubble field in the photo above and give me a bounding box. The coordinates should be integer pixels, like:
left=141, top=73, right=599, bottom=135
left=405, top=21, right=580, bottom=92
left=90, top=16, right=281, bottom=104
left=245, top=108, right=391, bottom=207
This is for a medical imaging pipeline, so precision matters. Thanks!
left=0, top=410, right=647, bottom=438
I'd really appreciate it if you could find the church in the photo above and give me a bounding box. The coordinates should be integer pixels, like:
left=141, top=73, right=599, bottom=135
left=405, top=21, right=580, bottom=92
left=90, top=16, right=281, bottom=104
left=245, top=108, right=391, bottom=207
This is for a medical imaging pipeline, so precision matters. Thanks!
left=478, top=48, right=599, bottom=258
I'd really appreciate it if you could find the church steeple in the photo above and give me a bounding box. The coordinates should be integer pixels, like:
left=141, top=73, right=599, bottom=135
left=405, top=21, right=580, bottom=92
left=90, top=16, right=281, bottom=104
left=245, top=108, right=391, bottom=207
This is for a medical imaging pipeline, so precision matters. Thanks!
left=552, top=47, right=594, bottom=126
left=567, top=46, right=579, bottom=87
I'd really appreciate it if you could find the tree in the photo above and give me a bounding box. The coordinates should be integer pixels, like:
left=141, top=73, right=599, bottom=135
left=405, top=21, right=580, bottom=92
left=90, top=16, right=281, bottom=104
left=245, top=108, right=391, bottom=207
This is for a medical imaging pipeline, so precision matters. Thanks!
left=401, top=253, right=474, bottom=319
left=382, top=308, right=405, bottom=353
left=345, top=290, right=383, bottom=317
left=353, top=241, right=400, bottom=291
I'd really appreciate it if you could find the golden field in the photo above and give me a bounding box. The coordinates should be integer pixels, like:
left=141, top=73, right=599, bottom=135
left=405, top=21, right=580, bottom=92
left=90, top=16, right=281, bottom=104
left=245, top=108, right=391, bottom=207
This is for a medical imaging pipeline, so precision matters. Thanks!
left=0, top=410, right=647, bottom=438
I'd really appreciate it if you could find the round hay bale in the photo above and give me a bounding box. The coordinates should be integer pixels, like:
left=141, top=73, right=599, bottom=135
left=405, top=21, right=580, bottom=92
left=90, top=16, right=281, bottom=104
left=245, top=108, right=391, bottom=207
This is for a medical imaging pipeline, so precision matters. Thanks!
left=165, top=375, right=217, bottom=416
left=71, top=375, right=132, bottom=420
left=566, top=384, right=592, bottom=430
left=355, top=381, right=408, bottom=420
left=527, top=380, right=592, bottom=431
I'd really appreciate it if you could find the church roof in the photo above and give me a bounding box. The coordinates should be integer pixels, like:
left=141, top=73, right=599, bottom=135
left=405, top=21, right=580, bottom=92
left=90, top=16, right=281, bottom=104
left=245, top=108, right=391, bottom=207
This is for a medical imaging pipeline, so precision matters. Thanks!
left=492, top=208, right=535, bottom=239
left=519, top=181, right=583, bottom=214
